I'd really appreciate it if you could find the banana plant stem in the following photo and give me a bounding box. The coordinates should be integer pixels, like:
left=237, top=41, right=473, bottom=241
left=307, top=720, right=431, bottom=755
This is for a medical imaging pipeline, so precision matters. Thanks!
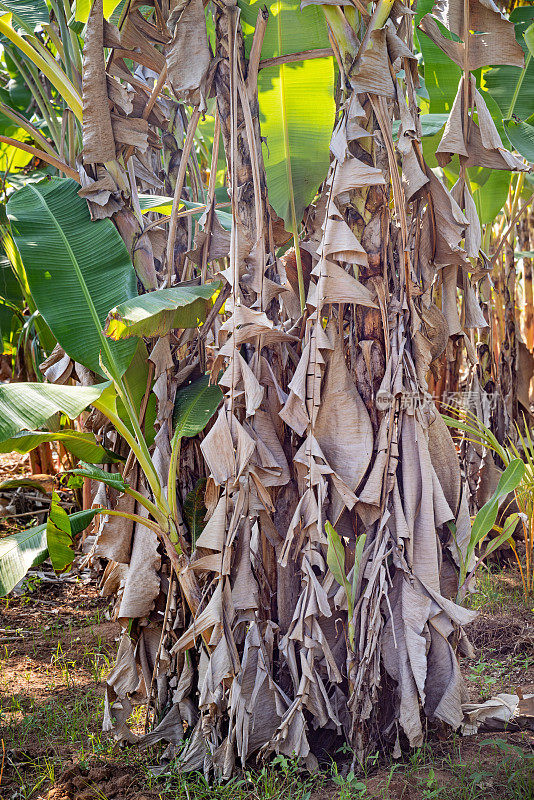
left=0, top=137, right=79, bottom=181
left=167, top=433, right=181, bottom=528
left=292, top=224, right=306, bottom=313
left=274, top=4, right=306, bottom=313
left=114, top=377, right=167, bottom=508
left=63, top=0, right=83, bottom=72
left=165, top=108, right=201, bottom=286
left=103, top=508, right=164, bottom=535
left=50, top=0, right=75, bottom=85
left=93, top=396, right=163, bottom=509
left=124, top=487, right=168, bottom=527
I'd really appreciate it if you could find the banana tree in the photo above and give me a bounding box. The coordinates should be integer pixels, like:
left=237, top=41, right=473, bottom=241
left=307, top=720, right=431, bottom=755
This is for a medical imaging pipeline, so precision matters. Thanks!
left=0, top=0, right=533, bottom=778
left=417, top=2, right=534, bottom=446
left=0, top=178, right=221, bottom=605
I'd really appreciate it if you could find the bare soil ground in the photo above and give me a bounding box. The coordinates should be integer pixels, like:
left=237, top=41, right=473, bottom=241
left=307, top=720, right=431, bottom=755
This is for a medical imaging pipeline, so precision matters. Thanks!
left=0, top=453, right=533, bottom=800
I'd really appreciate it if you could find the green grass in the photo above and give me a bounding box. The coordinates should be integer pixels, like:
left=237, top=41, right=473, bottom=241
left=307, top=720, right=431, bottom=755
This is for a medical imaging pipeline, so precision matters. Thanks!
left=3, top=694, right=533, bottom=800
left=2, top=653, right=533, bottom=800
left=1, top=577, right=533, bottom=800
left=466, top=563, right=529, bottom=613
left=102, top=741, right=532, bottom=800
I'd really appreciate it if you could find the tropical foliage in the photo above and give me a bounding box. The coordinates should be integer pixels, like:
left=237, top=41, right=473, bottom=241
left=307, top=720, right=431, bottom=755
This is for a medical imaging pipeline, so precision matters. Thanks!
left=0, top=0, right=532, bottom=776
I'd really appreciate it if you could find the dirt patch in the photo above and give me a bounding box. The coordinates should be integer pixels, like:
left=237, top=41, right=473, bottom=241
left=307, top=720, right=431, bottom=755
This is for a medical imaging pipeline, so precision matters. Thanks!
left=2, top=576, right=118, bottom=658
left=0, top=570, right=120, bottom=797
left=468, top=612, right=534, bottom=655
left=39, top=734, right=533, bottom=800
left=0, top=452, right=31, bottom=482
left=1, top=569, right=533, bottom=799
left=0, top=452, right=35, bottom=535
left=361, top=732, right=533, bottom=799
left=460, top=583, right=534, bottom=700
left=46, top=762, right=158, bottom=800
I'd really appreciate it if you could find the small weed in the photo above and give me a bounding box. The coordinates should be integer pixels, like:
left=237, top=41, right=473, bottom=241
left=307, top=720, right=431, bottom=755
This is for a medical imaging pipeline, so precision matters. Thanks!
left=330, top=764, right=367, bottom=799
left=466, top=658, right=499, bottom=698
left=417, top=767, right=445, bottom=799
left=82, top=642, right=112, bottom=683
left=23, top=574, right=43, bottom=595
left=50, top=642, right=78, bottom=689
left=511, top=652, right=533, bottom=670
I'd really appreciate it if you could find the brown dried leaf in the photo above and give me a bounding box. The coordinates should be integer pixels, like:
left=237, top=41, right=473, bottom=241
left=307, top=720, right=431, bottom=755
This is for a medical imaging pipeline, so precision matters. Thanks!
left=349, top=29, right=395, bottom=98
left=166, top=0, right=211, bottom=108
left=82, top=0, right=116, bottom=164
left=429, top=0, right=524, bottom=70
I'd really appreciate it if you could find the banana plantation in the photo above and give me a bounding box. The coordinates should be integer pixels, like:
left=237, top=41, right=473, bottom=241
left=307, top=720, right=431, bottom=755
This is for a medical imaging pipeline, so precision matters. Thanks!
left=0, top=0, right=533, bottom=787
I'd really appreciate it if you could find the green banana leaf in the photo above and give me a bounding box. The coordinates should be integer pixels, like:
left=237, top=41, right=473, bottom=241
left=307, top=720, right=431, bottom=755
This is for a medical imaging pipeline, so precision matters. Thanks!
left=421, top=127, right=446, bottom=169
left=105, top=284, right=219, bottom=341
left=417, top=113, right=450, bottom=136
left=0, top=251, right=21, bottom=308
left=0, top=381, right=108, bottom=442
left=68, top=461, right=129, bottom=493
left=0, top=134, right=32, bottom=174
left=259, top=57, right=335, bottom=230
left=467, top=458, right=525, bottom=564
left=0, top=307, right=21, bottom=355
left=0, top=507, right=98, bottom=595
left=393, top=113, right=449, bottom=139
left=526, top=19, right=534, bottom=59
left=0, top=524, right=47, bottom=596
left=503, top=115, right=534, bottom=163
left=239, top=0, right=329, bottom=57
left=240, top=0, right=335, bottom=231
left=514, top=22, right=534, bottom=162
left=0, top=297, right=22, bottom=348
left=7, top=178, right=138, bottom=378
left=1, top=46, right=33, bottom=112
left=138, top=195, right=232, bottom=231
left=74, top=0, right=123, bottom=23
left=0, top=429, right=122, bottom=463
left=484, top=512, right=520, bottom=559
left=418, top=23, right=461, bottom=114
left=46, top=491, right=74, bottom=572
left=485, top=15, right=534, bottom=162
left=1, top=213, right=57, bottom=355
left=172, top=374, right=222, bottom=439
left=183, top=478, right=207, bottom=547
left=195, top=110, right=228, bottom=189
left=0, top=1, right=48, bottom=33
left=325, top=520, right=348, bottom=593
left=0, top=251, right=22, bottom=349
left=469, top=167, right=511, bottom=225
left=4, top=168, right=56, bottom=192
left=414, top=0, right=436, bottom=26
left=0, top=476, right=51, bottom=492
